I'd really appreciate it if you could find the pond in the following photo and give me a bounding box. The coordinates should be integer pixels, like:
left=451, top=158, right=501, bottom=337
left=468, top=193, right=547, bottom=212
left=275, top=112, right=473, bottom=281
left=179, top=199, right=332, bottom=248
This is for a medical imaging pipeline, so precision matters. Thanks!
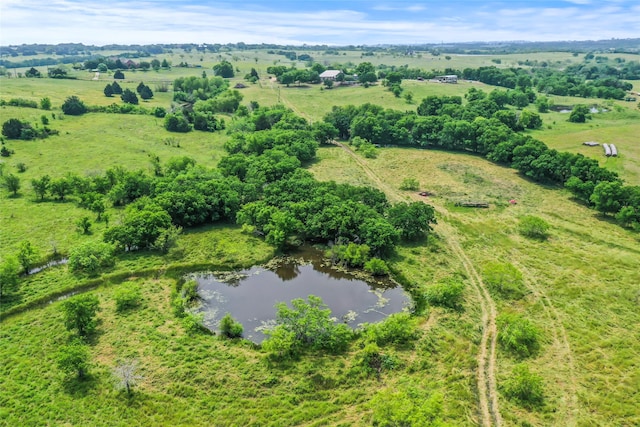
left=189, top=249, right=411, bottom=343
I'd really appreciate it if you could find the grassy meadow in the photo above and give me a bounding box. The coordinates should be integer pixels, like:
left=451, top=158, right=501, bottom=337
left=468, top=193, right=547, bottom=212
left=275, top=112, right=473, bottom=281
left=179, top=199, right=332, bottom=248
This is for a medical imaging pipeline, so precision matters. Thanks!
left=1, top=47, right=640, bottom=426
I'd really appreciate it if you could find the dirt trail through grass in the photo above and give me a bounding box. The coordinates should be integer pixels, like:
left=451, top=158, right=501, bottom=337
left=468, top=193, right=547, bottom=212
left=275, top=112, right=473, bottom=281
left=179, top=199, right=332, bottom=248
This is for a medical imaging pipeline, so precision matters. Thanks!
left=268, top=79, right=311, bottom=121
left=512, top=260, right=579, bottom=426
left=335, top=142, right=501, bottom=426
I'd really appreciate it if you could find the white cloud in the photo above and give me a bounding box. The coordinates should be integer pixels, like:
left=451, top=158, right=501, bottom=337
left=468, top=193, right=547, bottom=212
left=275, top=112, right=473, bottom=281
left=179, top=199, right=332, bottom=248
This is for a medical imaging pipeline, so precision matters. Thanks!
left=0, top=0, right=638, bottom=46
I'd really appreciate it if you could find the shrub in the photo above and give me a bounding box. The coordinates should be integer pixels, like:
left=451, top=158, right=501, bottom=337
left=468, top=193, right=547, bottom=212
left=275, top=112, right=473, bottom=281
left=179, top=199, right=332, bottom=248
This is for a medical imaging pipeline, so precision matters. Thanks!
left=164, top=113, right=192, bottom=132
left=356, top=343, right=399, bottom=378
left=40, top=97, right=52, bottom=110
left=7, top=98, right=38, bottom=108
left=262, top=295, right=352, bottom=359
left=399, top=178, right=420, bottom=191
left=68, top=241, right=115, bottom=275
left=502, top=364, right=544, bottom=408
left=328, top=243, right=370, bottom=268
left=219, top=313, right=244, bottom=338
left=425, top=279, right=465, bottom=309
left=181, top=279, right=199, bottom=305
left=61, top=96, right=87, bottom=116
left=483, top=262, right=526, bottom=300
left=497, top=313, right=540, bottom=358
left=518, top=215, right=550, bottom=240
left=114, top=284, right=142, bottom=312
left=152, top=107, right=166, bottom=118
left=364, top=257, right=389, bottom=276
left=364, top=312, right=419, bottom=346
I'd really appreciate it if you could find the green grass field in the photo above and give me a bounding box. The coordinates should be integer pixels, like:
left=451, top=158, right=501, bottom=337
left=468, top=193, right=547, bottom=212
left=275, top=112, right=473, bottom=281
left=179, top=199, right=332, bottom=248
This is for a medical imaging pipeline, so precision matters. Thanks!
left=1, top=47, right=639, bottom=426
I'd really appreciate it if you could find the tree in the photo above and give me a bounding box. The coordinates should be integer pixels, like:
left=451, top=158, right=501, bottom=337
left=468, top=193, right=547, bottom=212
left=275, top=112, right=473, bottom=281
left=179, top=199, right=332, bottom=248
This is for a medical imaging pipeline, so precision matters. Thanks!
left=61, top=294, right=100, bottom=338
left=535, top=96, right=550, bottom=113
left=519, top=110, right=542, bottom=129
left=568, top=104, right=591, bottom=123
left=48, top=67, right=68, bottom=78
left=358, top=71, right=377, bottom=84
left=113, top=70, right=125, bottom=79
left=213, top=60, right=234, bottom=78
left=0, top=256, right=20, bottom=297
left=111, top=81, right=123, bottom=94
left=219, top=313, right=244, bottom=338
left=103, top=84, right=114, bottom=97
left=262, top=295, right=352, bottom=359
left=68, top=241, right=115, bottom=275
left=25, top=67, right=41, bottom=78
left=31, top=175, right=51, bottom=201
left=590, top=180, right=626, bottom=215
left=17, top=240, right=38, bottom=275
left=49, top=177, right=72, bottom=201
left=113, top=359, right=143, bottom=395
left=387, top=202, right=437, bottom=240
left=4, top=173, right=20, bottom=196
left=121, top=89, right=138, bottom=105
left=139, top=85, right=153, bottom=100
left=61, top=96, right=87, bottom=116
left=76, top=216, right=92, bottom=234
left=104, top=204, right=172, bottom=251
left=56, top=340, right=90, bottom=379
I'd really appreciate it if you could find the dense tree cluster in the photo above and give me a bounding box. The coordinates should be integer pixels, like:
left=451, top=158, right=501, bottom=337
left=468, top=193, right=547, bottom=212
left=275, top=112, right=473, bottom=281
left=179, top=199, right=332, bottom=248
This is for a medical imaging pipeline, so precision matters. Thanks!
left=266, top=66, right=321, bottom=86
left=173, top=76, right=229, bottom=101
left=324, top=90, right=639, bottom=229
left=455, top=65, right=633, bottom=100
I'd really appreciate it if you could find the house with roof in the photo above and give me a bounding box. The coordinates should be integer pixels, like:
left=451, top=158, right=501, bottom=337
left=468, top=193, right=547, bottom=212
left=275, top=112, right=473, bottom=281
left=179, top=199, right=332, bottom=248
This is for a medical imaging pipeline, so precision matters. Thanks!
left=319, top=70, right=343, bottom=81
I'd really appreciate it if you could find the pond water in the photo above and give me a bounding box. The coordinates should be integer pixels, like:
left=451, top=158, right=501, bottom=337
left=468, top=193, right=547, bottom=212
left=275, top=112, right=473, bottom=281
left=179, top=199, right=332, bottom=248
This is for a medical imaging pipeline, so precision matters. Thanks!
left=190, top=251, right=410, bottom=343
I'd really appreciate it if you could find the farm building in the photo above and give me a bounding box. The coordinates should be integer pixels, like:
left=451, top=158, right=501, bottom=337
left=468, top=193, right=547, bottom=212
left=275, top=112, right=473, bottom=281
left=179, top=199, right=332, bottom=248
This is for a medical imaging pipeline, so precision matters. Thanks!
left=610, top=144, right=618, bottom=156
left=603, top=143, right=612, bottom=156
left=583, top=141, right=600, bottom=146
left=435, top=75, right=458, bottom=83
left=319, top=70, right=343, bottom=81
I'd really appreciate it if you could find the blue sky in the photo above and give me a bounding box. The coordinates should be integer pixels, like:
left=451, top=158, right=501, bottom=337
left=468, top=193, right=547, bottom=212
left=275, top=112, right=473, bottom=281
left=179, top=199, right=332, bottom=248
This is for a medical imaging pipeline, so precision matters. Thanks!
left=1, top=1, right=639, bottom=46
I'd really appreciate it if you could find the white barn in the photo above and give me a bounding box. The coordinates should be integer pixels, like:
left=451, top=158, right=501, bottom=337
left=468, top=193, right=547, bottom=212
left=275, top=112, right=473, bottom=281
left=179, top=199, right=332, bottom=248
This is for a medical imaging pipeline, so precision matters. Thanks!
left=319, top=70, right=343, bottom=81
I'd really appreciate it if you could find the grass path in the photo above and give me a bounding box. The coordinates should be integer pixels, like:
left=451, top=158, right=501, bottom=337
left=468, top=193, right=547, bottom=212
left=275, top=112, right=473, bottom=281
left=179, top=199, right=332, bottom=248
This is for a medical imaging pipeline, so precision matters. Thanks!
left=334, top=141, right=501, bottom=426
left=512, top=260, right=579, bottom=426
left=442, top=222, right=501, bottom=427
